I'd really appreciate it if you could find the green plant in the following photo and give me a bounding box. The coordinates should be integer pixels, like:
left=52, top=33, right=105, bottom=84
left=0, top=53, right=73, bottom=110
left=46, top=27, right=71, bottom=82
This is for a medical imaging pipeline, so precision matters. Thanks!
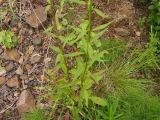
left=22, top=109, right=49, bottom=120
left=120, top=87, right=160, bottom=120
left=0, top=30, right=17, bottom=48
left=149, top=0, right=160, bottom=66
left=149, top=0, right=160, bottom=35
left=43, top=0, right=112, bottom=119
left=137, top=17, right=146, bottom=30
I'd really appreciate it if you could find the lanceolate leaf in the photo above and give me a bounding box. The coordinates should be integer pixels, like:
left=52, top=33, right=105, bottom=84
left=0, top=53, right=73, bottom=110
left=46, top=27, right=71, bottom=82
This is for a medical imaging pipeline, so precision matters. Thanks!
left=94, top=8, right=109, bottom=18
left=50, top=46, right=62, bottom=54
left=81, top=89, right=89, bottom=107
left=70, top=0, right=86, bottom=4
left=93, top=22, right=112, bottom=31
left=90, top=96, right=107, bottom=106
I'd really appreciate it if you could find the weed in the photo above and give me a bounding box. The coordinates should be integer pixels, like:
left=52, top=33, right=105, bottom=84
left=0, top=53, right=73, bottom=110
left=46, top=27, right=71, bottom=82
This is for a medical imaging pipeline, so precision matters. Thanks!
left=120, top=87, right=160, bottom=120
left=149, top=0, right=160, bottom=63
left=0, top=30, right=17, bottom=49
left=43, top=0, right=112, bottom=119
left=137, top=17, right=146, bottom=30
left=22, top=109, right=49, bottom=120
left=149, top=0, right=160, bottom=36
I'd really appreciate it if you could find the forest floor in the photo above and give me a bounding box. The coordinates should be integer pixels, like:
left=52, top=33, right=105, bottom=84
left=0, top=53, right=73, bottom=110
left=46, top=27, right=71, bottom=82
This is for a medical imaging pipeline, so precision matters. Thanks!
left=0, top=0, right=151, bottom=119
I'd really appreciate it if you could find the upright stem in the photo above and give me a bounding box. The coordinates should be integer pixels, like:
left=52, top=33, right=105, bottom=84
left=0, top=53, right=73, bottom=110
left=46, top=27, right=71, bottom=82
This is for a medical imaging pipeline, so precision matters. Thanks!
left=80, top=0, right=93, bottom=88
left=49, top=0, right=56, bottom=27
left=88, top=0, right=93, bottom=42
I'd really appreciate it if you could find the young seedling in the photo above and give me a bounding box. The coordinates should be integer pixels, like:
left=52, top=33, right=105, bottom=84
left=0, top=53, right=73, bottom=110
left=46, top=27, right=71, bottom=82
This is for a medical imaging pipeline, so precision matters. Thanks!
left=0, top=30, right=17, bottom=49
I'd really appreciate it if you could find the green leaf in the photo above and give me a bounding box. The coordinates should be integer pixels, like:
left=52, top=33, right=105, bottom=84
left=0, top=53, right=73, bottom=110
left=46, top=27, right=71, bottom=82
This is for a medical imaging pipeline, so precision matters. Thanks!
left=90, top=70, right=104, bottom=83
left=55, top=54, right=62, bottom=64
left=71, top=0, right=86, bottom=4
left=50, top=46, right=62, bottom=54
left=70, top=58, right=85, bottom=79
left=71, top=108, right=81, bottom=120
left=83, top=78, right=94, bottom=89
left=45, top=5, right=51, bottom=13
left=55, top=10, right=63, bottom=30
left=92, top=29, right=107, bottom=40
left=93, top=22, right=112, bottom=31
left=7, top=31, right=14, bottom=36
left=88, top=44, right=94, bottom=58
left=81, top=89, right=89, bottom=107
left=90, top=96, right=107, bottom=106
left=94, top=8, right=109, bottom=18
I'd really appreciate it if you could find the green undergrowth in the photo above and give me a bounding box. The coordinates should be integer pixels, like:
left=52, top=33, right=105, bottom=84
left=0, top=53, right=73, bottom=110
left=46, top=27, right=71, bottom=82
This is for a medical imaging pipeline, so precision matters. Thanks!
left=0, top=30, right=17, bottom=48
left=149, top=0, right=160, bottom=63
left=120, top=87, right=160, bottom=120
left=21, top=109, right=49, bottom=120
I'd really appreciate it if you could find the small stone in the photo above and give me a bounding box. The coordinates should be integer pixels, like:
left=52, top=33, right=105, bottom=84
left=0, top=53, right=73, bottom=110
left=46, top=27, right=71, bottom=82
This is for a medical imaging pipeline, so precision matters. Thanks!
left=4, top=49, right=20, bottom=61
left=115, top=28, right=130, bottom=37
left=136, top=31, right=141, bottom=37
left=26, top=6, right=47, bottom=28
left=0, top=77, right=5, bottom=85
left=33, top=38, right=42, bottom=46
left=30, top=53, right=42, bottom=64
left=5, top=62, right=15, bottom=72
left=6, top=75, right=19, bottom=88
left=16, top=90, right=36, bottom=115
left=16, top=66, right=23, bottom=75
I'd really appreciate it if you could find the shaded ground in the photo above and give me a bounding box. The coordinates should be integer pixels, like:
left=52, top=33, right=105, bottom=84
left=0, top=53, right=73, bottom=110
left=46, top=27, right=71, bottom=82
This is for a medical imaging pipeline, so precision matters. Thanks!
left=0, top=0, right=149, bottom=119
